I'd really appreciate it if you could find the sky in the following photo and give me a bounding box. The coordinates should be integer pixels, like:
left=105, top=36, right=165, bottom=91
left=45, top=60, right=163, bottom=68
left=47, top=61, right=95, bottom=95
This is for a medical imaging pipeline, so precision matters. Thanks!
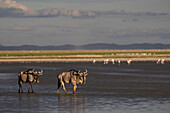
left=0, top=0, right=170, bottom=46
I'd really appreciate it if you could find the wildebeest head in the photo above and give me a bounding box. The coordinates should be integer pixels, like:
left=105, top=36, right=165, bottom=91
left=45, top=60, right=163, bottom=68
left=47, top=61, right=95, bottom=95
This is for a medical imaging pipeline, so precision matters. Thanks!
left=34, top=69, right=43, bottom=83
left=78, top=69, right=88, bottom=84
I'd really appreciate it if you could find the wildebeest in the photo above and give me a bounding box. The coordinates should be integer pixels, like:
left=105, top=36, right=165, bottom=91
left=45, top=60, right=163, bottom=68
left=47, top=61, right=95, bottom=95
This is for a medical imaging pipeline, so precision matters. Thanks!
left=57, top=69, right=88, bottom=94
left=18, top=69, right=43, bottom=93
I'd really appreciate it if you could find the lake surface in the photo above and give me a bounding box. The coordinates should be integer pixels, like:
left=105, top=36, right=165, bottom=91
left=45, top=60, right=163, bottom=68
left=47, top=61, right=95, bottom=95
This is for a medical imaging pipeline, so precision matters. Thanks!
left=0, top=61, right=170, bottom=113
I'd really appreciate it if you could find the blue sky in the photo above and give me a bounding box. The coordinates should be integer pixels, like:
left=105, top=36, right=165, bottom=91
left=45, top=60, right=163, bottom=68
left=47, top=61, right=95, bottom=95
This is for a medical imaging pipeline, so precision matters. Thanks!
left=0, top=0, right=170, bottom=46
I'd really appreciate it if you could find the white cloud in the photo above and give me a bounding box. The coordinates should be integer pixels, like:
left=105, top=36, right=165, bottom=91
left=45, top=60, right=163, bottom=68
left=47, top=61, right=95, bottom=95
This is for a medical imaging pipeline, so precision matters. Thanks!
left=0, top=0, right=38, bottom=16
left=0, top=0, right=169, bottom=18
left=11, top=26, right=30, bottom=31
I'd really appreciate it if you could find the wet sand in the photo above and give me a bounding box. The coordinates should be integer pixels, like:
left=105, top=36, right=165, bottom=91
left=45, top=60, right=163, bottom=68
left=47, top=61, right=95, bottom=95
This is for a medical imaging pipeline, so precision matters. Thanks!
left=0, top=62, right=170, bottom=113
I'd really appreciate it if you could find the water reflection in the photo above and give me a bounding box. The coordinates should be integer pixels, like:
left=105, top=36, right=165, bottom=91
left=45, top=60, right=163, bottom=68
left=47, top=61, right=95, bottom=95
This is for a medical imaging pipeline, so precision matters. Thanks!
left=17, top=94, right=87, bottom=113
left=18, top=93, right=41, bottom=113
left=57, top=95, right=86, bottom=113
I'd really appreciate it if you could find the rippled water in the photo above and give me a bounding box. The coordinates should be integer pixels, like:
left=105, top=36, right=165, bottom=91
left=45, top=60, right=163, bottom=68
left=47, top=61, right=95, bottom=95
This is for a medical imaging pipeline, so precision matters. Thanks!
left=0, top=62, right=170, bottom=113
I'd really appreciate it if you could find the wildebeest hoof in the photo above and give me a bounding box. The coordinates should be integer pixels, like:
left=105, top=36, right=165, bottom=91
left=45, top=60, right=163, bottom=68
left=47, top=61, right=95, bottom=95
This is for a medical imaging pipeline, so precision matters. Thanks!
left=65, top=92, right=72, bottom=94
left=68, top=92, right=72, bottom=94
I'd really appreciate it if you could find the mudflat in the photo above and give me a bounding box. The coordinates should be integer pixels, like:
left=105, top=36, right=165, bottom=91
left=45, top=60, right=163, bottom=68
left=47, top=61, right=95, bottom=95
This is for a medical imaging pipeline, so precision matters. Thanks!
left=0, top=62, right=170, bottom=113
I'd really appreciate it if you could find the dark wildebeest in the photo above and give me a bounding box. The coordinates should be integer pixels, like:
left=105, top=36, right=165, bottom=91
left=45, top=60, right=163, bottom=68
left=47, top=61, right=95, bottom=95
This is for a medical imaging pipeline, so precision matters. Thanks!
left=18, top=69, right=43, bottom=93
left=57, top=69, right=88, bottom=94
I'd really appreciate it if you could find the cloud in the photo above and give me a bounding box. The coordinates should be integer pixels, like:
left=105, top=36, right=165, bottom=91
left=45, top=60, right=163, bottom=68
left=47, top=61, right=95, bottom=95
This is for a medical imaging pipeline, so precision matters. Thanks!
left=36, top=8, right=96, bottom=18
left=0, top=7, right=24, bottom=17
left=0, top=0, right=169, bottom=18
left=11, top=26, right=30, bottom=31
left=0, top=0, right=38, bottom=17
left=36, top=8, right=169, bottom=18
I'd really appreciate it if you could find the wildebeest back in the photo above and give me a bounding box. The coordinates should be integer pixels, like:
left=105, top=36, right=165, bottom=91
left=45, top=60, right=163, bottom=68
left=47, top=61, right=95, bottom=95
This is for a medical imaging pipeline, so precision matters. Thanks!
left=62, top=72, right=71, bottom=84
left=20, top=73, right=28, bottom=82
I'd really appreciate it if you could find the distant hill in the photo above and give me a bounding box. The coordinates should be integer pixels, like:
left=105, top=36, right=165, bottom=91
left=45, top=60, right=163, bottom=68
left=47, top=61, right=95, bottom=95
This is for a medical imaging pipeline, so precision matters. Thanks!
left=0, top=43, right=170, bottom=50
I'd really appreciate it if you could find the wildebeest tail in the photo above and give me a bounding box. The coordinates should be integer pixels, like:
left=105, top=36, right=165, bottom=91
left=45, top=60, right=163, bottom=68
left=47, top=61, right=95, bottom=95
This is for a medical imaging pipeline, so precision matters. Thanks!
left=17, top=72, right=21, bottom=78
left=18, top=71, right=24, bottom=78
left=57, top=77, right=61, bottom=88
left=57, top=74, right=61, bottom=88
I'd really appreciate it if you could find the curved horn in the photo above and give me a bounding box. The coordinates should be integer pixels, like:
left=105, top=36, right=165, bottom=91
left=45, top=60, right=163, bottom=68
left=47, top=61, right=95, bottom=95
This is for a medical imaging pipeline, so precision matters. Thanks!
left=85, top=69, right=88, bottom=73
left=41, top=69, right=43, bottom=73
left=78, top=70, right=81, bottom=73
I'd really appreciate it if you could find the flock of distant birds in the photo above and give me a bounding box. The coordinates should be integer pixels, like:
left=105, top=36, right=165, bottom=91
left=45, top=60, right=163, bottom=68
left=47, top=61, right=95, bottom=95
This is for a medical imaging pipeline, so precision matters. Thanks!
left=92, top=59, right=165, bottom=65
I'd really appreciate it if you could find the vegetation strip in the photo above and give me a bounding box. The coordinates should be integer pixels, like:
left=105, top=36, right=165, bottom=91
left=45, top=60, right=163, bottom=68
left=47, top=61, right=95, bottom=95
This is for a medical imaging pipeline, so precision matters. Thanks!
left=0, top=50, right=170, bottom=62
left=0, top=50, right=170, bottom=56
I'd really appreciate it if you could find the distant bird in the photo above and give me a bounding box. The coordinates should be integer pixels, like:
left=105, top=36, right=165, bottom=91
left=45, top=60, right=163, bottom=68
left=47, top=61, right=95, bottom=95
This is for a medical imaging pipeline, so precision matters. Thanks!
left=161, top=59, right=165, bottom=64
left=157, top=59, right=161, bottom=64
left=111, top=59, right=115, bottom=64
left=93, top=60, right=96, bottom=64
left=118, top=60, right=121, bottom=65
left=127, top=60, right=132, bottom=65
left=104, top=59, right=109, bottom=64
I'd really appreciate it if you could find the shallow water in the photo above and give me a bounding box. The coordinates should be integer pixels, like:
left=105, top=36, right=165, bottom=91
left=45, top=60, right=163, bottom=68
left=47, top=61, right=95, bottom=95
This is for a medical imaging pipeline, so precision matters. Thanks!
left=0, top=61, right=170, bottom=113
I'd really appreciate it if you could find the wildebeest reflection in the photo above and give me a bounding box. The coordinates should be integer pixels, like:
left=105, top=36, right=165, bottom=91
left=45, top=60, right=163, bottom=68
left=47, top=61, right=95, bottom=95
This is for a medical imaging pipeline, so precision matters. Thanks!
left=58, top=95, right=87, bottom=113
left=18, top=69, right=43, bottom=93
left=57, top=69, right=88, bottom=94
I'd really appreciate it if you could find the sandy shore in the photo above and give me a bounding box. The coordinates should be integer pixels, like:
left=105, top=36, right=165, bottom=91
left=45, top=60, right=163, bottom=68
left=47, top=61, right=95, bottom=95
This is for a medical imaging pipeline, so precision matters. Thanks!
left=0, top=57, right=170, bottom=62
left=0, top=50, right=170, bottom=62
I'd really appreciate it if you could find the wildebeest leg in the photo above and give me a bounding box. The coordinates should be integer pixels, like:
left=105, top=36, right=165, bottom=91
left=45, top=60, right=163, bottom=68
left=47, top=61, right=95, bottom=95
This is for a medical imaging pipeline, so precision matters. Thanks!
left=57, top=80, right=61, bottom=94
left=30, top=83, right=34, bottom=93
left=28, top=82, right=34, bottom=93
left=28, top=83, right=30, bottom=93
left=18, top=81, right=21, bottom=93
left=61, top=82, right=68, bottom=94
left=18, top=81, right=23, bottom=93
left=73, top=85, right=77, bottom=94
